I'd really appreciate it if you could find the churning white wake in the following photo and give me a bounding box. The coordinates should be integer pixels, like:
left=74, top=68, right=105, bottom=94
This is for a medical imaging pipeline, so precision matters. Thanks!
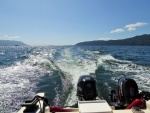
left=54, top=48, right=101, bottom=106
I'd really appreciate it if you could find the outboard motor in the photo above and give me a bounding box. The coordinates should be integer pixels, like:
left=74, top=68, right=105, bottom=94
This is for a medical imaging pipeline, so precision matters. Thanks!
left=110, top=77, right=146, bottom=109
left=118, top=77, right=139, bottom=105
left=77, top=75, right=97, bottom=101
left=110, top=76, right=141, bottom=109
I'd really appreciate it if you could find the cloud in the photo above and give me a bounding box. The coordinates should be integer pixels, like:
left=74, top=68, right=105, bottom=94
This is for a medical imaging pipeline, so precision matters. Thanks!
left=124, top=22, right=148, bottom=31
left=1, top=35, right=21, bottom=40
left=127, top=27, right=136, bottom=31
left=110, top=22, right=148, bottom=33
left=98, top=38, right=112, bottom=41
left=9, top=36, right=20, bottom=39
left=110, top=28, right=124, bottom=33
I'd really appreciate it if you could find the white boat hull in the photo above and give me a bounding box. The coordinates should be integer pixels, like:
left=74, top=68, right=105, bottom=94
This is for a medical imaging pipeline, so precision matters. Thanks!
left=17, top=93, right=150, bottom=113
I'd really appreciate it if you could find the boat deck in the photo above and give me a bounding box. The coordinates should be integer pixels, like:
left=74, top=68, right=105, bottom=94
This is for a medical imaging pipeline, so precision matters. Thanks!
left=17, top=93, right=150, bottom=113
left=45, top=101, right=150, bottom=113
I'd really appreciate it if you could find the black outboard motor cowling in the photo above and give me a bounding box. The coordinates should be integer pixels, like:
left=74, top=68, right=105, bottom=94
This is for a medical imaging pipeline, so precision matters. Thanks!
left=77, top=75, right=97, bottom=101
left=118, top=77, right=139, bottom=104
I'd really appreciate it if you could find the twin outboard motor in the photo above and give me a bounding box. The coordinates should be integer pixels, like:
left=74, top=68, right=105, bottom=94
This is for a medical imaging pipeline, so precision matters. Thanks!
left=77, top=75, right=97, bottom=101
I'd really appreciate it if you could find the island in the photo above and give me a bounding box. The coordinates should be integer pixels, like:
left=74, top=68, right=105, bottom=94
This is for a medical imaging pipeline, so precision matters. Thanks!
left=0, top=40, right=28, bottom=46
left=75, top=34, right=150, bottom=46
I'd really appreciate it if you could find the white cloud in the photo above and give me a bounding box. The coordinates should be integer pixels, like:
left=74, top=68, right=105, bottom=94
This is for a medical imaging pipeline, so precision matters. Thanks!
left=124, top=22, right=148, bottom=31
left=110, top=28, right=124, bottom=33
left=9, top=36, right=20, bottom=39
left=127, top=27, right=136, bottom=31
left=98, top=38, right=111, bottom=40
left=1, top=35, right=21, bottom=40
left=110, top=22, right=148, bottom=33
left=125, top=22, right=148, bottom=28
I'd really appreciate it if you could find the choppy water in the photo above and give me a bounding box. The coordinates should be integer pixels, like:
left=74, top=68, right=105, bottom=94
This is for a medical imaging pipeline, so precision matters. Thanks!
left=0, top=46, right=150, bottom=113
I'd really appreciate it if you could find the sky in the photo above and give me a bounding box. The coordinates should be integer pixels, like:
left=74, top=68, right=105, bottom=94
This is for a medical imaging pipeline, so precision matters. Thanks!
left=0, top=0, right=150, bottom=46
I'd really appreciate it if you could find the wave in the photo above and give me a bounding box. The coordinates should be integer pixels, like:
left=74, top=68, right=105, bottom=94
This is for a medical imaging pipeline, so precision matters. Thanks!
left=54, top=47, right=99, bottom=106
left=0, top=51, right=72, bottom=112
left=0, top=46, right=150, bottom=112
left=95, top=53, right=150, bottom=103
left=22, top=54, right=73, bottom=106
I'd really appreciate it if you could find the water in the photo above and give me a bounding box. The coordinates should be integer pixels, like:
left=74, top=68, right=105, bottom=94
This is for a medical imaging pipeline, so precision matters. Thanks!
left=0, top=46, right=150, bottom=113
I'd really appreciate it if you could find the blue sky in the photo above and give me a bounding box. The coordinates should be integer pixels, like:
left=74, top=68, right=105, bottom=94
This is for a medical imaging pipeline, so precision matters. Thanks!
left=0, top=0, right=150, bottom=46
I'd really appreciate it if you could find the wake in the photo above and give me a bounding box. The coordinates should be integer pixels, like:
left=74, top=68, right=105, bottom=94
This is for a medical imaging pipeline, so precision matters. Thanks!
left=54, top=48, right=99, bottom=106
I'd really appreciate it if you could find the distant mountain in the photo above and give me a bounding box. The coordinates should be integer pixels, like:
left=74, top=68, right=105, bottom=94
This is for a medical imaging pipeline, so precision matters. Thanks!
left=76, top=34, right=150, bottom=46
left=0, top=40, right=28, bottom=46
